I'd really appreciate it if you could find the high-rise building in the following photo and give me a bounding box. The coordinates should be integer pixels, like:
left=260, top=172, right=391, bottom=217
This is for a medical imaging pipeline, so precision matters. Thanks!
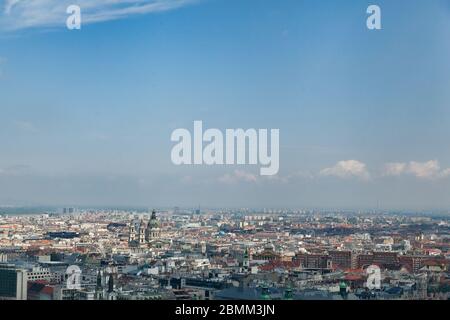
left=329, top=250, right=356, bottom=270
left=0, top=265, right=27, bottom=300
left=294, top=253, right=331, bottom=269
left=372, top=251, right=398, bottom=268
left=357, top=253, right=374, bottom=269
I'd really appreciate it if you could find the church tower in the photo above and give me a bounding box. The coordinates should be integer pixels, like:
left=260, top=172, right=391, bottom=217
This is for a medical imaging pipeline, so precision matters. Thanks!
left=108, top=273, right=114, bottom=293
left=129, top=224, right=136, bottom=243
left=138, top=219, right=146, bottom=245
left=145, top=209, right=161, bottom=241
left=95, top=269, right=104, bottom=300
left=243, top=248, right=250, bottom=272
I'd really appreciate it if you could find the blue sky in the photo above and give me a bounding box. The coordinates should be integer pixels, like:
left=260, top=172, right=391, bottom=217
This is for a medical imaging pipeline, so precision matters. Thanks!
left=1, top=0, right=450, bottom=209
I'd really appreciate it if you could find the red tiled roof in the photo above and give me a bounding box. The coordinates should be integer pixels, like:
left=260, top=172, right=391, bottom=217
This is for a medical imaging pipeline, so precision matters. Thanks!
left=344, top=274, right=363, bottom=281
left=258, top=260, right=301, bottom=271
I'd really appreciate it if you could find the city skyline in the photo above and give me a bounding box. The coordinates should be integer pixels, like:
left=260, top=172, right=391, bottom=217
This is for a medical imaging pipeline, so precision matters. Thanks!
left=1, top=0, right=450, bottom=209
left=1, top=208, right=449, bottom=301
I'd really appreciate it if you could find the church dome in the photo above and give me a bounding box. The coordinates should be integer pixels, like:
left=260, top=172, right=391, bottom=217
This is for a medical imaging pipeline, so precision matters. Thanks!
left=148, top=210, right=160, bottom=229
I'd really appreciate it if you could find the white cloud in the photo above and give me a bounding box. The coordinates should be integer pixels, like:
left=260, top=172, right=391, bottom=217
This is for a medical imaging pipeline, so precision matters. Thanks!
left=383, top=160, right=450, bottom=180
left=1, top=0, right=198, bottom=31
left=440, top=168, right=450, bottom=178
left=383, top=162, right=407, bottom=176
left=408, top=160, right=440, bottom=179
left=218, top=170, right=258, bottom=184
left=320, top=160, right=370, bottom=180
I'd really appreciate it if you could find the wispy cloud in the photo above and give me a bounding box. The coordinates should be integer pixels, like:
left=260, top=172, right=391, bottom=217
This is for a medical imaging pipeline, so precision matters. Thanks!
left=192, top=169, right=315, bottom=185
left=0, top=164, right=31, bottom=176
left=382, top=162, right=407, bottom=177
left=13, top=120, right=38, bottom=132
left=320, top=160, right=370, bottom=181
left=383, top=160, right=450, bottom=180
left=1, top=0, right=198, bottom=31
left=218, top=170, right=258, bottom=185
left=271, top=170, right=314, bottom=184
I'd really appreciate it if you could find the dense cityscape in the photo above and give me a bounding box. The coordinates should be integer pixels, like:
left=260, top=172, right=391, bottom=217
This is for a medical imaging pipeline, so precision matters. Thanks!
left=1, top=207, right=449, bottom=300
